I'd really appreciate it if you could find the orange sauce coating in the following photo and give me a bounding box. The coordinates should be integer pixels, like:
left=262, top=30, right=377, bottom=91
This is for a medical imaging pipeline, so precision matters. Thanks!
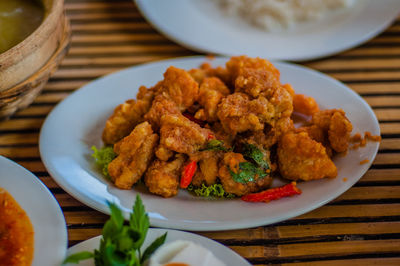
left=0, top=188, right=34, bottom=266
left=359, top=159, right=369, bottom=165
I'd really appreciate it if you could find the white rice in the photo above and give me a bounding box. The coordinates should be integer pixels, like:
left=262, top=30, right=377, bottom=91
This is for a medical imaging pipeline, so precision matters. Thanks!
left=217, top=0, right=357, bottom=31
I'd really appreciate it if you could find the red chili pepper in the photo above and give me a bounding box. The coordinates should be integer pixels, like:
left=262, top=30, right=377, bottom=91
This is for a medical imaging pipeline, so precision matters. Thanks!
left=183, top=112, right=205, bottom=127
left=180, top=161, right=197, bottom=189
left=241, top=182, right=301, bottom=203
left=207, top=132, right=215, bottom=140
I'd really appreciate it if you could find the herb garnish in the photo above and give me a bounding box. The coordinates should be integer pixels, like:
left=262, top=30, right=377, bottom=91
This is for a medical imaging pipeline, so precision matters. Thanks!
left=229, top=143, right=270, bottom=184
left=63, top=195, right=167, bottom=265
left=91, top=145, right=116, bottom=178
left=202, top=139, right=231, bottom=152
left=242, top=143, right=270, bottom=170
left=188, top=183, right=236, bottom=198
left=229, top=162, right=268, bottom=184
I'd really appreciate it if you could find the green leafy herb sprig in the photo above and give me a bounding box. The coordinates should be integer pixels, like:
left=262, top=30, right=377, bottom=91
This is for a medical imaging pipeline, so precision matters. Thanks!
left=63, top=195, right=167, bottom=265
left=188, top=183, right=236, bottom=198
left=229, top=143, right=270, bottom=184
left=242, top=143, right=269, bottom=170
left=230, top=162, right=268, bottom=184
left=91, top=146, right=116, bottom=178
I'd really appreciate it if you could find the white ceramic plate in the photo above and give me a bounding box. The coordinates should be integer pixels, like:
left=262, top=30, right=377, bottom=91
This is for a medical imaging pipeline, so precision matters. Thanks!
left=0, top=156, right=67, bottom=266
left=135, top=0, right=400, bottom=61
left=39, top=56, right=379, bottom=231
left=65, top=228, right=250, bottom=266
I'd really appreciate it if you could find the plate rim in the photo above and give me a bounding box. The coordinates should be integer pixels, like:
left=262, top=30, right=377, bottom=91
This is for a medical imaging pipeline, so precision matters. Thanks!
left=0, top=155, right=68, bottom=266
left=135, top=0, right=400, bottom=61
left=39, top=55, right=380, bottom=231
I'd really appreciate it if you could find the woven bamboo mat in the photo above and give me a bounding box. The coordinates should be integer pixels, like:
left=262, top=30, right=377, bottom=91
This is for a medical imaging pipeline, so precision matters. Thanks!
left=1, top=0, right=400, bottom=265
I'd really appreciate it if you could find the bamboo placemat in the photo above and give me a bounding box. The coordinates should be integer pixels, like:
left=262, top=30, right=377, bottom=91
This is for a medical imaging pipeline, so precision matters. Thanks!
left=1, top=0, right=400, bottom=265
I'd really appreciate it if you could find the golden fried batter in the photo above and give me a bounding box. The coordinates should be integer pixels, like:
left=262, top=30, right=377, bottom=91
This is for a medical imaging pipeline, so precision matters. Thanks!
left=108, top=122, right=158, bottom=189
left=293, top=94, right=319, bottom=116
left=226, top=56, right=280, bottom=84
left=102, top=86, right=154, bottom=145
left=158, top=66, right=199, bottom=111
left=328, top=111, right=353, bottom=152
left=155, top=144, right=174, bottom=161
left=235, top=67, right=280, bottom=98
left=144, top=154, right=186, bottom=197
left=277, top=132, right=337, bottom=181
left=217, top=93, right=275, bottom=134
left=195, top=77, right=230, bottom=122
left=144, top=93, right=180, bottom=129
left=190, top=150, right=221, bottom=186
left=218, top=152, right=272, bottom=196
left=189, top=62, right=231, bottom=86
left=160, top=114, right=210, bottom=155
left=312, top=109, right=352, bottom=153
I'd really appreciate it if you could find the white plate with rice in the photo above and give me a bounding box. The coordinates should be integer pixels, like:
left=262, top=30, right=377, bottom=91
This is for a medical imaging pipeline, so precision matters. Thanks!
left=135, top=0, right=400, bottom=61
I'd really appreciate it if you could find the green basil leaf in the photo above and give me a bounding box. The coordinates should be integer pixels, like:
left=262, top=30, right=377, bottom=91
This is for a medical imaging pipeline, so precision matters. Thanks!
left=140, top=232, right=168, bottom=264
left=62, top=251, right=94, bottom=264
left=230, top=162, right=268, bottom=184
left=242, top=143, right=269, bottom=170
left=110, top=202, right=124, bottom=230
left=103, top=244, right=128, bottom=266
left=129, top=195, right=150, bottom=250
left=102, top=202, right=124, bottom=242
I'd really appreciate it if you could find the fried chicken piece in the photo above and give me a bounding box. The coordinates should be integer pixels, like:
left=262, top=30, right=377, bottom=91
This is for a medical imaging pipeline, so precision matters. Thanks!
left=296, top=125, right=333, bottom=157
left=235, top=67, right=280, bottom=98
left=270, top=86, right=293, bottom=118
left=312, top=109, right=353, bottom=153
left=328, top=111, right=353, bottom=152
left=195, top=77, right=230, bottom=122
left=159, top=66, right=199, bottom=111
left=312, top=109, right=340, bottom=130
left=144, top=154, right=186, bottom=198
left=265, top=116, right=295, bottom=148
left=293, top=94, right=319, bottom=116
left=282, top=83, right=295, bottom=98
left=155, top=144, right=174, bottom=161
left=211, top=122, right=235, bottom=148
left=217, top=93, right=275, bottom=134
left=188, top=68, right=206, bottom=84
left=108, top=122, right=158, bottom=189
left=102, top=86, right=154, bottom=145
left=189, top=62, right=231, bottom=86
left=296, top=124, right=325, bottom=144
left=160, top=114, right=210, bottom=155
left=190, top=150, right=221, bottom=186
left=238, top=116, right=293, bottom=149
left=226, top=56, right=280, bottom=85
left=144, top=93, right=180, bottom=129
left=277, top=132, right=337, bottom=181
left=218, top=152, right=272, bottom=196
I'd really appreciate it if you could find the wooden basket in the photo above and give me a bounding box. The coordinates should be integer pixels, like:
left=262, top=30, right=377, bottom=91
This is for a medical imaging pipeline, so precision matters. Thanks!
left=0, top=14, right=71, bottom=120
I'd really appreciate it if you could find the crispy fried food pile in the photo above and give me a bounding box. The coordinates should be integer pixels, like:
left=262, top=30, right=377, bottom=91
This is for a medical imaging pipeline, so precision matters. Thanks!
left=102, top=56, right=353, bottom=198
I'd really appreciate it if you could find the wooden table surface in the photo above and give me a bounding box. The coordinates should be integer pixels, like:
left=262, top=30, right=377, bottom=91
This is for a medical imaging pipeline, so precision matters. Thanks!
left=1, top=0, right=400, bottom=265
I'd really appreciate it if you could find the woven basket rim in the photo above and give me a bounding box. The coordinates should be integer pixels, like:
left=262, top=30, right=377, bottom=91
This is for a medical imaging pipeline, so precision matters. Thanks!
left=0, top=16, right=71, bottom=99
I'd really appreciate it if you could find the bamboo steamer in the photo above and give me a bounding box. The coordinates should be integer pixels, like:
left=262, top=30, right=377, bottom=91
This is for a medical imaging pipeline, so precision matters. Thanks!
left=0, top=0, right=71, bottom=119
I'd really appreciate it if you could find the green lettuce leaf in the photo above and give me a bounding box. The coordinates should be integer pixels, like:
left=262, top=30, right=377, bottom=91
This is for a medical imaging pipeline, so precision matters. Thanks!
left=91, top=146, right=116, bottom=178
